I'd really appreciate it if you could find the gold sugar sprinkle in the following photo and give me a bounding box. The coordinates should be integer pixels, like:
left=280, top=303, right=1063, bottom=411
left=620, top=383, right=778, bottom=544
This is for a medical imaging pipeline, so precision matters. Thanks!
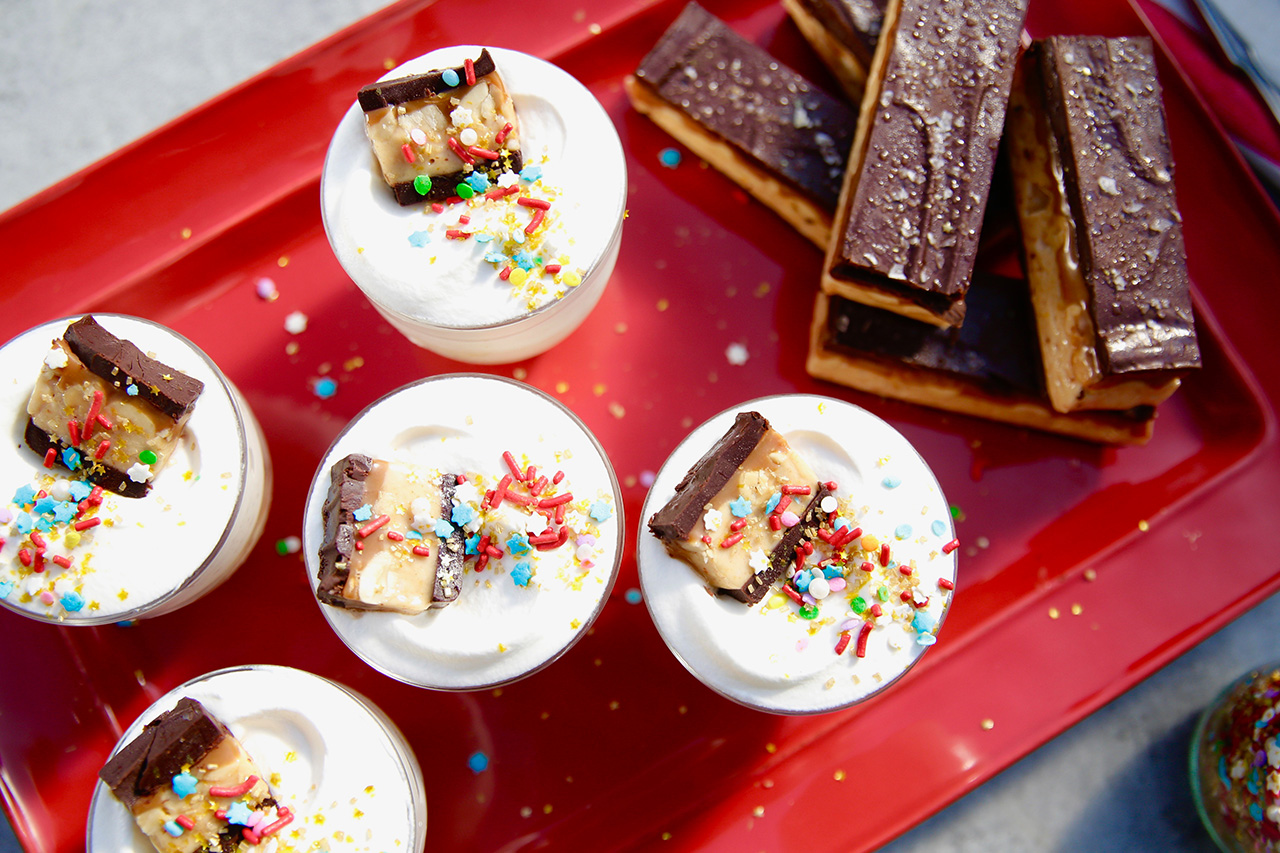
left=981, top=718, right=995, bottom=730
left=615, top=322, right=628, bottom=334
left=555, top=381, right=569, bottom=394
left=764, top=742, right=777, bottom=754
left=513, top=367, right=528, bottom=380
left=656, top=298, right=669, bottom=311
left=834, top=769, right=846, bottom=781
left=1138, top=519, right=1150, bottom=532
left=752, top=806, right=765, bottom=818
left=1048, top=607, right=1060, bottom=619
left=593, top=383, right=606, bottom=396
left=1084, top=568, right=1098, bottom=582
left=180, top=227, right=192, bottom=240
left=1071, top=603, right=1083, bottom=616
left=609, top=700, right=620, bottom=710
left=588, top=22, right=602, bottom=34
left=609, top=402, right=626, bottom=419
left=277, top=255, right=290, bottom=267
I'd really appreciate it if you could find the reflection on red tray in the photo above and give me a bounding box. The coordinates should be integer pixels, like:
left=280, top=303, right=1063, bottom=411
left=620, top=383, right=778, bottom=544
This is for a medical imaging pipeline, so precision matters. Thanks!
left=1, top=0, right=1279, bottom=850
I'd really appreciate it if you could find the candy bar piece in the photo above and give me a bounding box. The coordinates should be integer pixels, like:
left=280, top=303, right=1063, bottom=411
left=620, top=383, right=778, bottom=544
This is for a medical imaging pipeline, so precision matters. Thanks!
left=316, top=454, right=463, bottom=614
left=99, top=697, right=276, bottom=853
left=627, top=2, right=856, bottom=248
left=821, top=0, right=1028, bottom=327
left=1007, top=36, right=1199, bottom=413
left=649, top=412, right=826, bottom=603
left=806, top=278, right=1156, bottom=445
left=359, top=48, right=523, bottom=205
left=783, top=0, right=886, bottom=100
left=25, top=315, right=204, bottom=498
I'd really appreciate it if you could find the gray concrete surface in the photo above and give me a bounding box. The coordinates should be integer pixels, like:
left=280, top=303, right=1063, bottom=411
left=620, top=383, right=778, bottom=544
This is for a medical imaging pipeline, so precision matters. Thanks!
left=1, top=1, right=1277, bottom=851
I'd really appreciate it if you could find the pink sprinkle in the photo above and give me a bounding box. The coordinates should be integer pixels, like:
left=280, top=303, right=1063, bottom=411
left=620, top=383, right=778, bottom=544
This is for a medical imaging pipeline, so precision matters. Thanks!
left=779, top=510, right=800, bottom=527
left=827, top=577, right=847, bottom=592
left=838, top=618, right=861, bottom=633
left=40, top=591, right=55, bottom=604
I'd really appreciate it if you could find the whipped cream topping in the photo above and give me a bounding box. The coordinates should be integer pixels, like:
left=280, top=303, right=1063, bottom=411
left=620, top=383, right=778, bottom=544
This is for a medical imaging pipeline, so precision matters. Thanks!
left=303, top=374, right=623, bottom=690
left=321, top=46, right=626, bottom=331
left=638, top=395, right=957, bottom=714
left=0, top=315, right=269, bottom=624
left=86, top=665, right=425, bottom=852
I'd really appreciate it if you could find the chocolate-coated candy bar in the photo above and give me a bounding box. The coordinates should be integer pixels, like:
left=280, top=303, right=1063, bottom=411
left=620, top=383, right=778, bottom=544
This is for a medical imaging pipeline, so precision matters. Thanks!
left=316, top=454, right=463, bottom=613
left=100, top=697, right=278, bottom=853
left=99, top=697, right=227, bottom=808
left=649, top=412, right=825, bottom=603
left=783, top=0, right=886, bottom=99
left=1007, top=36, right=1199, bottom=413
left=806, top=277, right=1157, bottom=445
left=627, top=2, right=856, bottom=248
left=25, top=315, right=204, bottom=497
left=821, top=0, right=1028, bottom=327
left=359, top=48, right=523, bottom=205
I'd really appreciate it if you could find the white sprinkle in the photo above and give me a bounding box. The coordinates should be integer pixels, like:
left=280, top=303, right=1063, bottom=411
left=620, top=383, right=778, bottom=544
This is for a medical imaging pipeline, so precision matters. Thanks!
left=44, top=348, right=69, bottom=370
left=1097, top=175, right=1120, bottom=195
left=281, top=536, right=301, bottom=554
left=808, top=577, right=831, bottom=600
left=820, top=495, right=838, bottom=513
left=284, top=311, right=308, bottom=334
left=725, top=343, right=749, bottom=366
left=255, top=277, right=278, bottom=300
left=459, top=127, right=479, bottom=147
left=409, top=127, right=427, bottom=146
left=127, top=462, right=154, bottom=484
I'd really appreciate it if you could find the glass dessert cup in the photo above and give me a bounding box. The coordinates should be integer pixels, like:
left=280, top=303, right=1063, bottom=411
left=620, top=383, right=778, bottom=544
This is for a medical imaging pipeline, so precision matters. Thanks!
left=302, top=373, right=624, bottom=690
left=85, top=664, right=427, bottom=852
left=1190, top=661, right=1280, bottom=852
left=0, top=314, right=271, bottom=625
left=320, top=45, right=627, bottom=364
left=637, top=394, right=958, bottom=715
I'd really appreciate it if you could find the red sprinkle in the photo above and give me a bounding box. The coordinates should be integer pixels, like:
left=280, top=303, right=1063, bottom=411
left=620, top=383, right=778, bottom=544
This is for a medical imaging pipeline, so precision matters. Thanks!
left=96, top=412, right=114, bottom=429
left=860, top=561, right=875, bottom=573
left=84, top=391, right=104, bottom=441
left=554, top=502, right=566, bottom=525
left=176, top=815, right=195, bottom=830
left=517, top=197, right=551, bottom=210
left=502, top=489, right=534, bottom=507
left=552, top=470, right=565, bottom=484
left=17, top=549, right=32, bottom=567
left=544, top=264, right=562, bottom=275
left=52, top=555, right=72, bottom=569
left=824, top=481, right=839, bottom=491
left=774, top=496, right=792, bottom=515
left=525, top=209, right=546, bottom=235
left=730, top=518, right=747, bottom=532
left=801, top=540, right=814, bottom=555
left=869, top=603, right=883, bottom=618
left=94, top=439, right=111, bottom=460
left=485, top=545, right=503, bottom=558
left=900, top=591, right=914, bottom=603
left=42, top=448, right=56, bottom=469
left=855, top=622, right=873, bottom=658
left=401, top=143, right=416, bottom=164
left=469, top=146, right=501, bottom=161
left=208, top=775, right=258, bottom=799
left=464, top=57, right=476, bottom=85
left=386, top=531, right=405, bottom=542
left=447, top=136, right=475, bottom=164
left=446, top=229, right=470, bottom=240
left=413, top=545, right=431, bottom=557
left=260, top=806, right=294, bottom=838
left=816, top=528, right=834, bottom=543
left=701, top=534, right=712, bottom=545
left=834, top=631, right=852, bottom=656
left=88, top=486, right=104, bottom=506
left=768, top=514, right=781, bottom=531
left=74, top=517, right=101, bottom=532
left=781, top=583, right=804, bottom=604
left=68, top=419, right=82, bottom=447
left=879, top=543, right=891, bottom=567
left=431, top=202, right=445, bottom=213
left=942, top=538, right=960, bottom=554
left=899, top=566, right=913, bottom=576
left=720, top=533, right=745, bottom=548
left=538, top=492, right=573, bottom=508
left=495, top=122, right=513, bottom=145
left=499, top=265, right=512, bottom=281
left=938, top=578, right=955, bottom=590
left=357, top=515, right=391, bottom=538
left=459, top=215, right=471, bottom=225
left=529, top=531, right=559, bottom=546
left=30, top=531, right=46, bottom=549
left=781, top=484, right=811, bottom=495
left=476, top=553, right=489, bottom=572
left=491, top=473, right=513, bottom=508
left=529, top=475, right=548, bottom=496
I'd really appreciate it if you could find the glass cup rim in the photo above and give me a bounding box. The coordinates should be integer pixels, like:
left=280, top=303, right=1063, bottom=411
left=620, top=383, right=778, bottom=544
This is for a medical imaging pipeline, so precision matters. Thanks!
left=0, top=312, right=253, bottom=626
left=302, top=371, right=625, bottom=691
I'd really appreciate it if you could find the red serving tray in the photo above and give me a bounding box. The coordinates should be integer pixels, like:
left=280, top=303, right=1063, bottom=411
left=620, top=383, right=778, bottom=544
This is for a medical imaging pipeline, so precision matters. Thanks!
left=2, top=0, right=1279, bottom=850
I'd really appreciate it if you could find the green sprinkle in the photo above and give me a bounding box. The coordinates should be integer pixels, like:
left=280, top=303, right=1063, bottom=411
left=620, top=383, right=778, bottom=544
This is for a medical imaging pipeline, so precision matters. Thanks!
left=877, top=585, right=889, bottom=602
left=456, top=182, right=475, bottom=199
left=139, top=449, right=158, bottom=465
left=798, top=604, right=819, bottom=620
left=275, top=540, right=289, bottom=556
left=851, top=596, right=867, bottom=614
left=413, top=174, right=432, bottom=196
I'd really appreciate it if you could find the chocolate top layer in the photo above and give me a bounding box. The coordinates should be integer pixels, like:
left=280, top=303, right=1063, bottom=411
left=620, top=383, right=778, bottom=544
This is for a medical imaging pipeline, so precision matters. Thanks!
left=64, top=315, right=204, bottom=421
left=825, top=274, right=1042, bottom=396
left=831, top=0, right=1028, bottom=308
left=635, top=2, right=855, bottom=212
left=1037, top=36, right=1200, bottom=374
left=649, top=410, right=770, bottom=542
left=794, top=0, right=886, bottom=66
left=358, top=49, right=497, bottom=111
left=99, top=697, right=227, bottom=808
left=316, top=452, right=374, bottom=605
